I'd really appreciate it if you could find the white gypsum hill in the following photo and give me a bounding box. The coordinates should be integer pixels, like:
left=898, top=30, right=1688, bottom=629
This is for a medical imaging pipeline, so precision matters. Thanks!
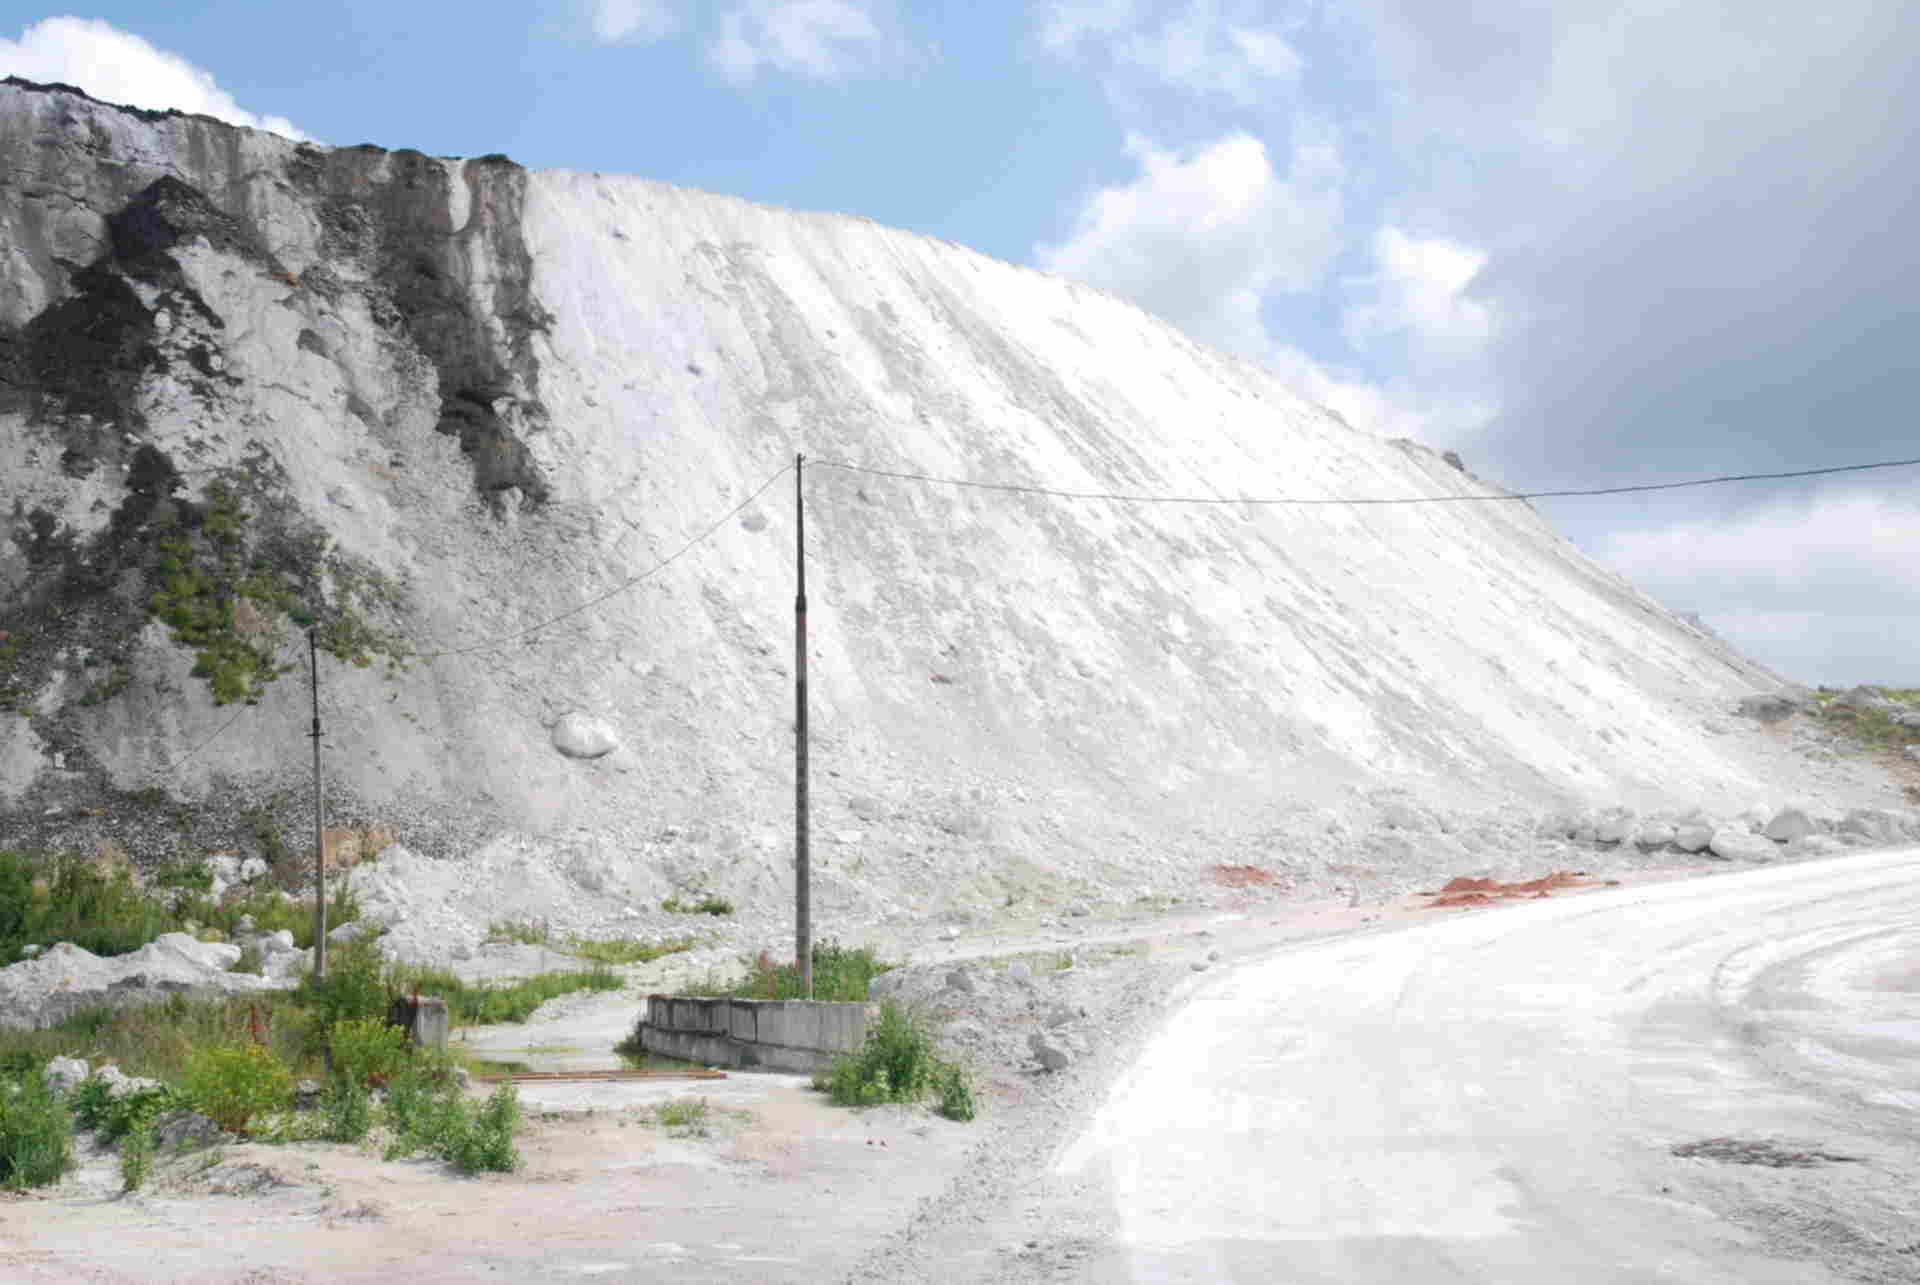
left=4, top=78, right=1897, bottom=932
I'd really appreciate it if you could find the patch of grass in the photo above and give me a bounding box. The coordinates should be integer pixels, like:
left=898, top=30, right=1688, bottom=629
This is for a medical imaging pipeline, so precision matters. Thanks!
left=486, top=919, right=551, bottom=946
left=565, top=934, right=698, bottom=966
left=682, top=939, right=893, bottom=1003
left=386, top=962, right=623, bottom=1026
left=119, top=1120, right=155, bottom=1193
left=816, top=1002, right=973, bottom=1121
left=0, top=1069, right=74, bottom=1190
left=652, top=1097, right=710, bottom=1136
left=661, top=895, right=734, bottom=916
left=0, top=849, right=360, bottom=966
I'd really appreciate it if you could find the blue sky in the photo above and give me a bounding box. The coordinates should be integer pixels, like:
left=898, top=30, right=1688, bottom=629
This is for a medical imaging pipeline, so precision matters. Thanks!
left=4, top=3, right=1917, bottom=686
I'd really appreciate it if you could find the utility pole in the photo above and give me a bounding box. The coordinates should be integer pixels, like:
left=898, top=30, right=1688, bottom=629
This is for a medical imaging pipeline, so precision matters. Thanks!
left=795, top=453, right=812, bottom=1000
left=308, top=627, right=327, bottom=981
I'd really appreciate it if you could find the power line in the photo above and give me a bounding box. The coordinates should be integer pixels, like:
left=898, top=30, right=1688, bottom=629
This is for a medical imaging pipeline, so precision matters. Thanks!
left=812, top=454, right=1920, bottom=507
left=416, top=461, right=794, bottom=660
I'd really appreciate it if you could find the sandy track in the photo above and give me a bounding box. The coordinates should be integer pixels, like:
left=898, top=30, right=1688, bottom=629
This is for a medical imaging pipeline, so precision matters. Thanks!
left=997, top=849, right=1920, bottom=1282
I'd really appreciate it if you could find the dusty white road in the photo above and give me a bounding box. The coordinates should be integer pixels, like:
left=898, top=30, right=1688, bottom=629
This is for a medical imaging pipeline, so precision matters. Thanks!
left=1055, top=851, right=1920, bottom=1282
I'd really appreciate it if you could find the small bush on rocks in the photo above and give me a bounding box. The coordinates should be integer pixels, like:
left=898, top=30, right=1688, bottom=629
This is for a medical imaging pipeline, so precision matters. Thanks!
left=0, top=1070, right=74, bottom=1190
left=182, top=1043, right=292, bottom=1137
left=329, top=1016, right=408, bottom=1089
left=72, top=1076, right=179, bottom=1142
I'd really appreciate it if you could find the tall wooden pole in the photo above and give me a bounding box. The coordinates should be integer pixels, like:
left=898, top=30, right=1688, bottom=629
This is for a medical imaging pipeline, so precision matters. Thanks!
left=309, top=627, right=327, bottom=981
left=795, top=454, right=813, bottom=1000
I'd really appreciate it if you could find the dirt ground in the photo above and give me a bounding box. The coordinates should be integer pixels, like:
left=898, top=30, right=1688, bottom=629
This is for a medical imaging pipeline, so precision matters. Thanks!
left=0, top=865, right=1740, bottom=1285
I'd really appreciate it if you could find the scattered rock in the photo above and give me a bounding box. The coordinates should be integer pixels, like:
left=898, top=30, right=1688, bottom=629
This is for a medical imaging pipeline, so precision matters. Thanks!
left=92, top=1065, right=163, bottom=1099
left=1835, top=685, right=1893, bottom=712
left=1190, top=960, right=1211, bottom=972
left=1674, top=824, right=1714, bottom=854
left=1839, top=809, right=1902, bottom=846
left=1593, top=808, right=1637, bottom=845
left=1044, top=1004, right=1076, bottom=1029
left=944, top=969, right=976, bottom=995
left=45, top=1055, right=89, bottom=1095
left=1762, top=808, right=1816, bottom=843
left=551, top=712, right=620, bottom=759
left=1006, top=962, right=1034, bottom=986
left=1737, top=694, right=1801, bottom=723
left=1028, top=1031, right=1072, bottom=1072
left=155, top=1110, right=227, bottom=1152
left=1708, top=828, right=1777, bottom=862
left=1634, top=822, right=1677, bottom=850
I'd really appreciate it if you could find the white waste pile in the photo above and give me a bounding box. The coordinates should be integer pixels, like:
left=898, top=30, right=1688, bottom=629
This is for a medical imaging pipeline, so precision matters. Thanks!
left=0, top=933, right=277, bottom=1032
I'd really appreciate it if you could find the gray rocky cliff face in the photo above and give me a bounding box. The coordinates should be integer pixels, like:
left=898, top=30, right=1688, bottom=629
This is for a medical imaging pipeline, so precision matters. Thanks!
left=0, top=79, right=1801, bottom=915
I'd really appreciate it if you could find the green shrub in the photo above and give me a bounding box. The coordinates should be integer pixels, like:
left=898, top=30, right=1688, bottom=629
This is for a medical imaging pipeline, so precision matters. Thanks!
left=319, top=1075, right=372, bottom=1143
left=329, top=1017, right=408, bottom=1089
left=182, top=1043, right=292, bottom=1137
left=935, top=1063, right=977, bottom=1122
left=450, top=1083, right=521, bottom=1174
left=119, top=1122, right=154, bottom=1193
left=295, top=939, right=388, bottom=1045
left=71, top=1077, right=179, bottom=1143
left=383, top=1066, right=519, bottom=1172
left=817, top=1004, right=975, bottom=1121
left=0, top=1071, right=74, bottom=1190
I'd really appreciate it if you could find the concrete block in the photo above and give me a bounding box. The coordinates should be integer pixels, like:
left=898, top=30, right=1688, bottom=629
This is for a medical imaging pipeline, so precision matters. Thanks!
left=728, top=1002, right=757, bottom=1043
left=387, top=995, right=449, bottom=1048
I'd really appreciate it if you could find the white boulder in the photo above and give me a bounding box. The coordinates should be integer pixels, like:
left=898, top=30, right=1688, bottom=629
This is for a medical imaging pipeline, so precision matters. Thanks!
left=1709, top=828, right=1777, bottom=862
left=551, top=712, right=620, bottom=759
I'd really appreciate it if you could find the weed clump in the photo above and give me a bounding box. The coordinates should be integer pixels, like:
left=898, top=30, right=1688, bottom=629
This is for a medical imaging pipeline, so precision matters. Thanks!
left=817, top=1002, right=976, bottom=1122
left=683, top=939, right=893, bottom=1003
left=661, top=895, right=734, bottom=916
left=182, top=1043, right=293, bottom=1137
left=0, top=1070, right=74, bottom=1190
left=384, top=1066, right=520, bottom=1174
left=318, top=1075, right=373, bottom=1143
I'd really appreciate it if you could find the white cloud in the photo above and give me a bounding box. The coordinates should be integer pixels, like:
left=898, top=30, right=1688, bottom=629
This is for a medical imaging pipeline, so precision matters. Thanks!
left=1265, top=344, right=1494, bottom=447
left=1035, top=131, right=1343, bottom=358
left=587, top=0, right=680, bottom=43
left=1594, top=492, right=1920, bottom=686
left=1037, top=0, right=1141, bottom=51
left=1039, top=0, right=1302, bottom=104
left=1344, top=227, right=1496, bottom=365
left=0, top=17, right=308, bottom=140
left=708, top=0, right=898, bottom=86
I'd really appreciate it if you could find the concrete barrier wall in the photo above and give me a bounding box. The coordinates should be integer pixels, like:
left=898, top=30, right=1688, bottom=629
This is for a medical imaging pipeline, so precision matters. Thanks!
left=635, top=995, right=876, bottom=1073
